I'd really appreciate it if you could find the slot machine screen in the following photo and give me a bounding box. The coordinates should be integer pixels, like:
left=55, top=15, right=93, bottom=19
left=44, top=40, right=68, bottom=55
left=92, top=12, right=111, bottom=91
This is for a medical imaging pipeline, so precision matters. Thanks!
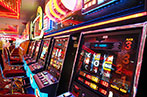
left=73, top=28, right=143, bottom=97
left=34, top=40, right=41, bottom=59
left=30, top=41, right=36, bottom=57
left=48, top=37, right=69, bottom=79
left=34, top=18, right=41, bottom=37
left=40, top=39, right=51, bottom=61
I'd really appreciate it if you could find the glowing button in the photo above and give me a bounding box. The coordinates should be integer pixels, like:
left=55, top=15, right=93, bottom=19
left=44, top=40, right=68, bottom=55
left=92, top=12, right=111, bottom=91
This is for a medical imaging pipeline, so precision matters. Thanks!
left=99, top=88, right=107, bottom=95
left=90, top=83, right=98, bottom=90
left=91, top=76, right=99, bottom=83
left=120, top=88, right=127, bottom=93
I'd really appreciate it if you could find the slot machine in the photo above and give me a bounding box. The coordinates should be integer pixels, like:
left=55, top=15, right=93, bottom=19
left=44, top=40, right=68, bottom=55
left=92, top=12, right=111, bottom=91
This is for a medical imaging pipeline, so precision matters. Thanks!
left=25, top=40, right=42, bottom=77
left=24, top=41, right=36, bottom=70
left=58, top=23, right=146, bottom=97
left=27, top=38, right=53, bottom=89
left=29, top=38, right=52, bottom=74
left=25, top=40, right=42, bottom=65
left=24, top=41, right=36, bottom=60
left=33, top=34, right=79, bottom=97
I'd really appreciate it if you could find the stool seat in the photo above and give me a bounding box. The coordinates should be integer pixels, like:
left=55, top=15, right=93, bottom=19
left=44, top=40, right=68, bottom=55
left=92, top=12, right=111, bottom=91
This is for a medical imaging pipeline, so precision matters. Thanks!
left=3, top=70, right=25, bottom=78
left=1, top=94, right=36, bottom=97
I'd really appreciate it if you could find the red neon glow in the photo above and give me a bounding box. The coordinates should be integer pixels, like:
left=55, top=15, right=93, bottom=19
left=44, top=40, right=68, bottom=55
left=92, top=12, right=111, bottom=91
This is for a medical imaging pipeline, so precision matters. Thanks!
left=0, top=30, right=18, bottom=34
left=0, top=0, right=20, bottom=19
left=100, top=80, right=109, bottom=87
left=85, top=80, right=90, bottom=86
left=45, top=2, right=58, bottom=21
left=78, top=77, right=84, bottom=82
left=82, top=45, right=96, bottom=54
left=45, top=0, right=82, bottom=22
left=86, top=74, right=92, bottom=80
left=53, top=0, right=66, bottom=15
left=99, top=88, right=107, bottom=95
left=62, top=19, right=83, bottom=25
left=74, top=85, right=80, bottom=90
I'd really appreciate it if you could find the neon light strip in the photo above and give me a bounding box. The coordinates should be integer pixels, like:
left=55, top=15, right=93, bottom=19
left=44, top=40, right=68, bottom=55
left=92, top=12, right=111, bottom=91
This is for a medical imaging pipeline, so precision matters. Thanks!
left=45, top=12, right=147, bottom=37
left=0, top=2, right=17, bottom=13
left=33, top=15, right=40, bottom=24
left=53, top=0, right=66, bottom=15
left=0, top=0, right=20, bottom=19
left=45, top=2, right=57, bottom=22
left=0, top=13, right=18, bottom=18
left=0, top=30, right=18, bottom=34
left=49, top=0, right=60, bottom=19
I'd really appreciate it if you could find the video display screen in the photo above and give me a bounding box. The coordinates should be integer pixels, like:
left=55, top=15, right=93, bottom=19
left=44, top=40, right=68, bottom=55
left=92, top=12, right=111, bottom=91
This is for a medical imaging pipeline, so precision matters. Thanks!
left=82, top=0, right=118, bottom=15
left=73, top=28, right=142, bottom=97
left=34, top=41, right=41, bottom=59
left=48, top=37, right=69, bottom=79
left=30, top=41, right=36, bottom=57
left=40, top=39, right=51, bottom=61
left=34, top=18, right=41, bottom=37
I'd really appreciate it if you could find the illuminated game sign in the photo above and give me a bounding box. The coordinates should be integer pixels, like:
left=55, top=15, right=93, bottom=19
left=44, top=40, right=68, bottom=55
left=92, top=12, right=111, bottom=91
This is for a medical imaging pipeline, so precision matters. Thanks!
left=33, top=6, right=43, bottom=37
left=82, top=0, right=118, bottom=15
left=71, top=25, right=146, bottom=97
left=43, top=15, right=53, bottom=33
left=45, top=0, right=82, bottom=22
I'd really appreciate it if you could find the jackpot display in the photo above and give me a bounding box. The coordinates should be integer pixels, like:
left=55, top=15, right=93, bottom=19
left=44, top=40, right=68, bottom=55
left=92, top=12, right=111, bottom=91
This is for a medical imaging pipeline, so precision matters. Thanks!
left=71, top=26, right=146, bottom=97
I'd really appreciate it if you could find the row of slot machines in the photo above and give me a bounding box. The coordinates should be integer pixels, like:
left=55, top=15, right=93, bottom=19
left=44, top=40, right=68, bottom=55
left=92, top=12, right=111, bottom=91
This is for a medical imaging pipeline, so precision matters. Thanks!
left=23, top=23, right=146, bottom=97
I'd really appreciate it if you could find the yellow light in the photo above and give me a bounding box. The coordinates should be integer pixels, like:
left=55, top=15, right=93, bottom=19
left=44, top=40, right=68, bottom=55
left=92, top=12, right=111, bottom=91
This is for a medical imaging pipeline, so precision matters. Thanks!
left=91, top=76, right=99, bottom=83
left=90, top=83, right=98, bottom=90
left=45, top=12, right=147, bottom=37
left=53, top=0, right=66, bottom=15
left=49, top=0, right=60, bottom=19
left=45, top=2, right=56, bottom=21
left=111, top=84, right=119, bottom=90
left=120, top=88, right=127, bottom=93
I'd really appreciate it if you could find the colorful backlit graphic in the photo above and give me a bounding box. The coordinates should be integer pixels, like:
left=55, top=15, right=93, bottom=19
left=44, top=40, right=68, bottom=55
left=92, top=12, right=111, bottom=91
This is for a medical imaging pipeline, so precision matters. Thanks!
left=73, top=28, right=142, bottom=97
left=40, top=39, right=50, bottom=60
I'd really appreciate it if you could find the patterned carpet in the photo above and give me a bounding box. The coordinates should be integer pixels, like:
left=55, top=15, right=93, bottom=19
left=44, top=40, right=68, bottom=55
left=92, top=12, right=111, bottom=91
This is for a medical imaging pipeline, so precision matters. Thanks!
left=0, top=68, right=12, bottom=95
left=0, top=60, right=24, bottom=96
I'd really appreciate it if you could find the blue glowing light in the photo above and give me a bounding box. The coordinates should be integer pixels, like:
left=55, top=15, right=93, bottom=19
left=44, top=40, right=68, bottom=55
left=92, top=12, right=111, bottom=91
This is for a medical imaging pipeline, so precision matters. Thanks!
left=99, top=44, right=107, bottom=47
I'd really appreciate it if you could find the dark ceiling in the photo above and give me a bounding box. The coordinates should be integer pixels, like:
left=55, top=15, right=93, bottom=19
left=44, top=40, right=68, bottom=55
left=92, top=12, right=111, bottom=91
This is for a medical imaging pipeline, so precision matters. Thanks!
left=0, top=0, right=44, bottom=35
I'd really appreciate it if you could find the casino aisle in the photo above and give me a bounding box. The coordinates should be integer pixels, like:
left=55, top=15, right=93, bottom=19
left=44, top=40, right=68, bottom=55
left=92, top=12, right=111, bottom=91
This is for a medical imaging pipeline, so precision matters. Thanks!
left=0, top=0, right=146, bottom=97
